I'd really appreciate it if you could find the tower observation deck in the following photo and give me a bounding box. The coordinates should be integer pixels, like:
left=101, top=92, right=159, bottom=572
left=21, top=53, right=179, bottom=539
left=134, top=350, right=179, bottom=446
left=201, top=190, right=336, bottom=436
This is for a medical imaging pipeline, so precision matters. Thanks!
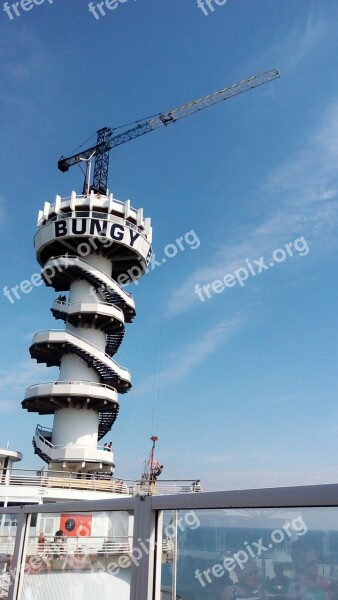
left=22, top=191, right=152, bottom=477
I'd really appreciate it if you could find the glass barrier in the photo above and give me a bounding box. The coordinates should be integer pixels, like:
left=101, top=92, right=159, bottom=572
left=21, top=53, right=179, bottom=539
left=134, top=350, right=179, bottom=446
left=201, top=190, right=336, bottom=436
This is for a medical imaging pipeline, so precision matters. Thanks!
left=20, top=510, right=133, bottom=600
left=161, top=507, right=338, bottom=600
left=0, top=513, right=18, bottom=599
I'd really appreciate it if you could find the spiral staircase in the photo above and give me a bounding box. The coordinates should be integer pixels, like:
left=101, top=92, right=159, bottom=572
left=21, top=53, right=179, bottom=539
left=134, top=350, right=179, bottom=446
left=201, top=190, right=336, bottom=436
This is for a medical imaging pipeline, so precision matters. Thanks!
left=22, top=191, right=152, bottom=478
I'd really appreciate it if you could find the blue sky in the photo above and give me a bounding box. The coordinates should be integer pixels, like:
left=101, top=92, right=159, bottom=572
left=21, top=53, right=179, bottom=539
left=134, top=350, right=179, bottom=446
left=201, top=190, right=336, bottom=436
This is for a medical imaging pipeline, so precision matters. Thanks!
left=0, top=0, right=338, bottom=490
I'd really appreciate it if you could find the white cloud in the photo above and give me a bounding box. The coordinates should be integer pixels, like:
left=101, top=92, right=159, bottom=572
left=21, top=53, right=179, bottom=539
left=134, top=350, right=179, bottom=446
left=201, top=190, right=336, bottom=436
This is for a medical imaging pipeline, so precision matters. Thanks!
left=250, top=11, right=327, bottom=75
left=267, top=392, right=318, bottom=406
left=0, top=28, right=47, bottom=85
left=0, top=361, right=58, bottom=415
left=271, top=13, right=326, bottom=71
left=0, top=361, right=58, bottom=394
left=266, top=103, right=338, bottom=201
left=0, top=27, right=56, bottom=116
left=166, top=100, right=338, bottom=317
left=136, top=317, right=243, bottom=394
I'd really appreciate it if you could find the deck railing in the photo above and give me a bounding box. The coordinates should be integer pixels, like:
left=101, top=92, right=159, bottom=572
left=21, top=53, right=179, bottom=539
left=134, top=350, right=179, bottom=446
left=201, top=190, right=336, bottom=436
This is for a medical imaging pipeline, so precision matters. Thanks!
left=0, top=534, right=174, bottom=563
left=0, top=470, right=201, bottom=496
left=0, top=535, right=134, bottom=558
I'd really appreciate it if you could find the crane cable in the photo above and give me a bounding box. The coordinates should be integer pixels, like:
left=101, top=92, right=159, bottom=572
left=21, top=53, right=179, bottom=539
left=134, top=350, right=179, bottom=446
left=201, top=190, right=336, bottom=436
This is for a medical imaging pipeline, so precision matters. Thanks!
left=112, top=111, right=161, bottom=132
left=67, top=131, right=98, bottom=157
left=151, top=311, right=163, bottom=437
left=67, top=111, right=161, bottom=158
left=156, top=317, right=163, bottom=435
left=151, top=317, right=158, bottom=435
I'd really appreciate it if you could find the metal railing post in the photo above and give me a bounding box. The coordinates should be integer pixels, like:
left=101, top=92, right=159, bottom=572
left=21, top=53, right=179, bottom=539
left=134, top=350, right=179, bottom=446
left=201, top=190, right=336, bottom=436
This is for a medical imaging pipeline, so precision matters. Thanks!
left=130, top=495, right=158, bottom=600
left=8, top=509, right=29, bottom=600
left=153, top=510, right=163, bottom=600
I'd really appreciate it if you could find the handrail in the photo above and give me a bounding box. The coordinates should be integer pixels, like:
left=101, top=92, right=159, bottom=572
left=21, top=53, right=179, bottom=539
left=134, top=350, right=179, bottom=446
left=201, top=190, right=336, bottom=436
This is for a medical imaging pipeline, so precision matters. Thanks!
left=35, top=424, right=52, bottom=434
left=26, top=380, right=117, bottom=393
left=35, top=429, right=53, bottom=449
left=2, top=473, right=129, bottom=494
left=5, top=468, right=116, bottom=477
left=53, top=299, right=123, bottom=314
left=131, top=481, right=202, bottom=495
left=1, top=470, right=201, bottom=495
left=32, top=330, right=131, bottom=376
left=75, top=255, right=134, bottom=299
left=44, top=255, right=134, bottom=301
left=24, top=535, right=133, bottom=554
left=0, top=535, right=173, bottom=558
left=52, top=299, right=124, bottom=317
left=34, top=425, right=113, bottom=453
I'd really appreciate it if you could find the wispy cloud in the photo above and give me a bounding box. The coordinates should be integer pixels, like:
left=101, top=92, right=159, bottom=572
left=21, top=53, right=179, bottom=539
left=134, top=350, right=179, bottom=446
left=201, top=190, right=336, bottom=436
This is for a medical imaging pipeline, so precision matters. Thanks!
left=136, top=317, right=243, bottom=395
left=0, top=361, right=58, bottom=394
left=0, top=28, right=47, bottom=85
left=0, top=26, right=56, bottom=116
left=266, top=12, right=326, bottom=71
left=166, top=100, right=338, bottom=317
left=266, top=102, right=338, bottom=202
left=0, top=360, right=58, bottom=414
left=267, top=392, right=318, bottom=407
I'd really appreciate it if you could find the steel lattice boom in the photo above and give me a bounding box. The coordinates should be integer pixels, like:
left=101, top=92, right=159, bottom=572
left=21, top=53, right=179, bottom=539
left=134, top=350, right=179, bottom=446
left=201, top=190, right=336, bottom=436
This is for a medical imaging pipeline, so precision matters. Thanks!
left=58, top=68, right=280, bottom=194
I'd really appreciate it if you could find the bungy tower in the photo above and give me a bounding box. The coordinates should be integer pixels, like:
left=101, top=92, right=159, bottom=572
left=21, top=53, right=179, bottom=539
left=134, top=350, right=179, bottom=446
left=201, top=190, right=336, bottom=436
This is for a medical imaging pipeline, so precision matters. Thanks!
left=22, top=191, right=152, bottom=484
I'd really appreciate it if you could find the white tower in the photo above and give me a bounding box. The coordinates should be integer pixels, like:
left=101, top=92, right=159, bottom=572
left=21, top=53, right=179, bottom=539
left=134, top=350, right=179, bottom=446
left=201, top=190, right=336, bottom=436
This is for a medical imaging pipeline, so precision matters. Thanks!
left=22, top=191, right=152, bottom=478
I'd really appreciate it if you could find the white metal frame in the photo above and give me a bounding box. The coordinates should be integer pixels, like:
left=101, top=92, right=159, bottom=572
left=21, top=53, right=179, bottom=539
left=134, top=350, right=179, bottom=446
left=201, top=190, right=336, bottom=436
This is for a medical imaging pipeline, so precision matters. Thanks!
left=2, top=482, right=338, bottom=600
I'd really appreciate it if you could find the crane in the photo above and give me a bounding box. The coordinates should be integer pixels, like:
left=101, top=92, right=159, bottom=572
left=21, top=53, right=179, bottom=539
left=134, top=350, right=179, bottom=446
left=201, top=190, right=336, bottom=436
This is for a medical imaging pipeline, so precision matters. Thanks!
left=58, top=68, right=280, bottom=195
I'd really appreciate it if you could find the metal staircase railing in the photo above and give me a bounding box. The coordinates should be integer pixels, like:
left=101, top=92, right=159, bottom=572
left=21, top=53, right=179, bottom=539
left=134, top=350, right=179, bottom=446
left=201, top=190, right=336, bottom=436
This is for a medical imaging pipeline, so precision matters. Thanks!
left=30, top=330, right=131, bottom=391
left=51, top=301, right=125, bottom=356
left=42, top=255, right=135, bottom=320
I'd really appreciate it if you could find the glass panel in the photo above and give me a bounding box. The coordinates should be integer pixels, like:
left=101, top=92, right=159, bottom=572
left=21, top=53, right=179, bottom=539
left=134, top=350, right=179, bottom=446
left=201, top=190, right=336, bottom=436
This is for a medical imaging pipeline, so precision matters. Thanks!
left=91, top=212, right=108, bottom=220
left=74, top=212, right=90, bottom=217
left=161, top=508, right=338, bottom=600
left=21, top=510, right=133, bottom=600
left=0, top=513, right=18, bottom=599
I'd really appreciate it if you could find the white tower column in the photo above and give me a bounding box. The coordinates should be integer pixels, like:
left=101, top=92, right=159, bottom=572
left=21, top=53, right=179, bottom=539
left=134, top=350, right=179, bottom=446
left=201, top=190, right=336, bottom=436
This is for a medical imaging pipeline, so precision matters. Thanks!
left=23, top=191, right=152, bottom=476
